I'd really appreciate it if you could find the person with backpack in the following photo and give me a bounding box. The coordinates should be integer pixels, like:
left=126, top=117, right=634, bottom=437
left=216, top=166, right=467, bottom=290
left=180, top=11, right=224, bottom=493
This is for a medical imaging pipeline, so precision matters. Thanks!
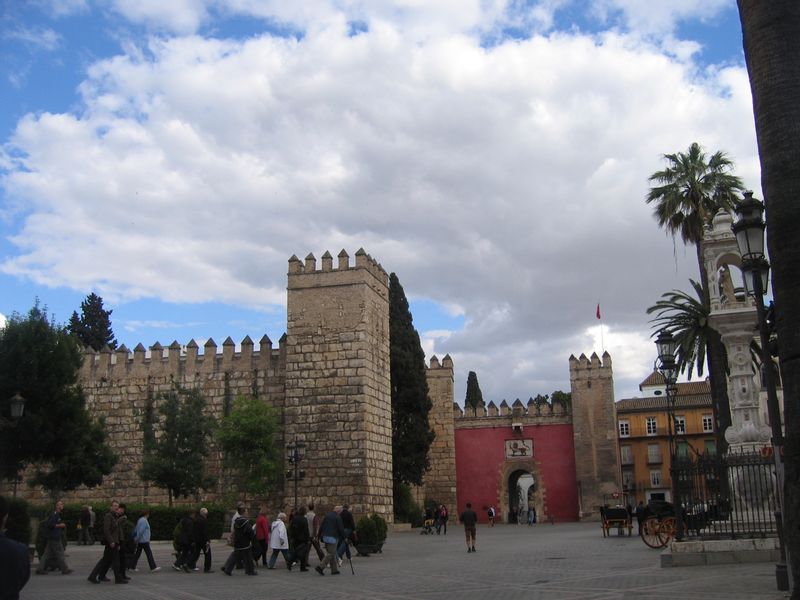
left=222, top=506, right=257, bottom=576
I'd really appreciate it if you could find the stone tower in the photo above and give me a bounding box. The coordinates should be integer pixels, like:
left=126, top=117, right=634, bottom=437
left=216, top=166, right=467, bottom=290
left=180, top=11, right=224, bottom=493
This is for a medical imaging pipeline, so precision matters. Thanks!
left=284, top=249, right=393, bottom=520
left=569, top=352, right=620, bottom=520
left=421, top=355, right=457, bottom=510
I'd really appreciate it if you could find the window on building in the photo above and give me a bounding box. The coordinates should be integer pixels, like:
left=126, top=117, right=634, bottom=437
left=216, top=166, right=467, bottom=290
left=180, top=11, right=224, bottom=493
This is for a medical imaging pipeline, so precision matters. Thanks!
left=647, top=443, right=662, bottom=464
left=620, top=445, right=633, bottom=465
left=646, top=416, right=657, bottom=435
left=702, top=414, right=714, bottom=433
left=650, top=470, right=662, bottom=487
left=677, top=441, right=689, bottom=459
left=622, top=470, right=634, bottom=490
left=675, top=416, right=686, bottom=434
left=619, top=420, right=630, bottom=437
left=704, top=440, right=717, bottom=456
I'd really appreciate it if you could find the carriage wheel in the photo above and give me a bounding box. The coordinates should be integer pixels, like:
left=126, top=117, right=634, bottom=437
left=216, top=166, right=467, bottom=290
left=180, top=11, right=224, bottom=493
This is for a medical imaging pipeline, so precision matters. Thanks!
left=657, top=517, right=676, bottom=546
left=640, top=517, right=664, bottom=549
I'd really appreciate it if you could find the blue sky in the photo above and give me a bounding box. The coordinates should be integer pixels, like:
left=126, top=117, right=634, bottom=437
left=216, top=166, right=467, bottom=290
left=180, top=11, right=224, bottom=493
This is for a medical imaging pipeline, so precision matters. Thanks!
left=0, top=1, right=759, bottom=403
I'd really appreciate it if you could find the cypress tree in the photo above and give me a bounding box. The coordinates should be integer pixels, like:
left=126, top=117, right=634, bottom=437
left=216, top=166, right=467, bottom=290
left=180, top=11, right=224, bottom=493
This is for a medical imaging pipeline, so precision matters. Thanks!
left=464, top=371, right=484, bottom=410
left=389, top=273, right=435, bottom=488
left=69, top=293, right=117, bottom=351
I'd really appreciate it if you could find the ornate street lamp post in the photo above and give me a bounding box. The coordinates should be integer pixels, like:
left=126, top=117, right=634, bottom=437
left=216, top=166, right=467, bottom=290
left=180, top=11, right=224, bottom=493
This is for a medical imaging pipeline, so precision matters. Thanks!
left=655, top=330, right=683, bottom=541
left=285, top=437, right=306, bottom=512
left=732, top=192, right=789, bottom=591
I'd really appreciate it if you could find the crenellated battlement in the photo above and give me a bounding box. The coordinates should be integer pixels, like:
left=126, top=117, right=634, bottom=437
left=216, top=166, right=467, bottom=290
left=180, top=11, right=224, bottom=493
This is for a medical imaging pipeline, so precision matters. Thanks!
left=454, top=395, right=571, bottom=423
left=80, top=334, right=286, bottom=382
left=287, top=248, right=387, bottom=287
left=427, top=354, right=454, bottom=371
left=569, top=351, right=613, bottom=374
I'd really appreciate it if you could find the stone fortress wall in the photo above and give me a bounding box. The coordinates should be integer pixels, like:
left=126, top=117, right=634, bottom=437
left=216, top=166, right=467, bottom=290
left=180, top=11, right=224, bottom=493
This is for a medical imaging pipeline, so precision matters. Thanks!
left=14, top=249, right=620, bottom=523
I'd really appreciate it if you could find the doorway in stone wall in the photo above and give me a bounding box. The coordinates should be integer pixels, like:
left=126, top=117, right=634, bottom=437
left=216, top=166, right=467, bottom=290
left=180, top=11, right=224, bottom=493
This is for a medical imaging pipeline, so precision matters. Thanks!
left=508, top=470, right=535, bottom=524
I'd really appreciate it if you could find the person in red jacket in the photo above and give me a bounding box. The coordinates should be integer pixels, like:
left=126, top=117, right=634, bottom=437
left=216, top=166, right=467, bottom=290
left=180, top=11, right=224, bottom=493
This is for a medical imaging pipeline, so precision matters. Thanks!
left=254, top=505, right=270, bottom=567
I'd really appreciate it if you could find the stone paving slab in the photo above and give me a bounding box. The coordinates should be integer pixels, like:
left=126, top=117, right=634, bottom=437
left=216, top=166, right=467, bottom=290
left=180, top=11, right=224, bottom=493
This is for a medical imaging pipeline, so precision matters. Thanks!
left=22, top=522, right=790, bottom=600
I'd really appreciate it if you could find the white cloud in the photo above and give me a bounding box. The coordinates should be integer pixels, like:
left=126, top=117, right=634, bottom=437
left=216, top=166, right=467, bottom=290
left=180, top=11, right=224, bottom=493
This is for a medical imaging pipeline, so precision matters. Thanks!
left=2, top=26, right=62, bottom=51
left=590, top=0, right=731, bottom=37
left=0, top=9, right=760, bottom=403
left=0, top=312, right=6, bottom=329
left=32, top=0, right=89, bottom=17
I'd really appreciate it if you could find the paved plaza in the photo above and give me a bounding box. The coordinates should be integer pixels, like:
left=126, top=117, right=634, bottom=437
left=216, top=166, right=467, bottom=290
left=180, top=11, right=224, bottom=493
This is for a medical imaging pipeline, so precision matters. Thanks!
left=23, top=521, right=788, bottom=600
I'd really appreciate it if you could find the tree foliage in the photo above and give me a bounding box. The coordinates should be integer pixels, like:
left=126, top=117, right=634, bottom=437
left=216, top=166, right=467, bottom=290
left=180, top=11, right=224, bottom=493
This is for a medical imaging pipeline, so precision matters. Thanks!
left=68, top=293, right=117, bottom=351
left=647, top=279, right=719, bottom=380
left=646, top=143, right=744, bottom=245
left=139, top=385, right=217, bottom=506
left=216, top=396, right=282, bottom=501
left=389, top=273, right=435, bottom=488
left=464, top=371, right=484, bottom=410
left=646, top=142, right=744, bottom=455
left=0, top=303, right=115, bottom=496
left=550, top=390, right=571, bottom=410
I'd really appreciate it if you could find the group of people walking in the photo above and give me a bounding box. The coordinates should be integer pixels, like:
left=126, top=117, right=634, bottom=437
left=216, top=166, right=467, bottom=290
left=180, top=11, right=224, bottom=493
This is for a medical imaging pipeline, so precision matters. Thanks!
left=11, top=495, right=363, bottom=588
left=27, top=498, right=360, bottom=585
left=223, top=502, right=357, bottom=577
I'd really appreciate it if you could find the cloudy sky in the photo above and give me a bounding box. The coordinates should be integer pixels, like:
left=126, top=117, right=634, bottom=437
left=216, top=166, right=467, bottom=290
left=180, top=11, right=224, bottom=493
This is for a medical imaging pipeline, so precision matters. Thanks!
left=1, top=1, right=761, bottom=406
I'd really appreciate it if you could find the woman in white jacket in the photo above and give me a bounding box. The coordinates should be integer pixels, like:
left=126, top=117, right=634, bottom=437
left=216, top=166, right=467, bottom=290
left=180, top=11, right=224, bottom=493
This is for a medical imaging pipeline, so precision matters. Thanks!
left=267, top=513, right=292, bottom=570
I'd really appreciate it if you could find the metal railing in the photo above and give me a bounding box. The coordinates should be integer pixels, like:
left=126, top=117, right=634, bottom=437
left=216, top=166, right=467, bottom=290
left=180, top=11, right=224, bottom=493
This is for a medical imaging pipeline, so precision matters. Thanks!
left=672, top=447, right=778, bottom=539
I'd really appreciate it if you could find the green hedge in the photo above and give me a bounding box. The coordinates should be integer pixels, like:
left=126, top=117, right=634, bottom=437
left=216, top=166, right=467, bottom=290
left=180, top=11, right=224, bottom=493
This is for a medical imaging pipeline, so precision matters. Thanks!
left=31, top=503, right=227, bottom=543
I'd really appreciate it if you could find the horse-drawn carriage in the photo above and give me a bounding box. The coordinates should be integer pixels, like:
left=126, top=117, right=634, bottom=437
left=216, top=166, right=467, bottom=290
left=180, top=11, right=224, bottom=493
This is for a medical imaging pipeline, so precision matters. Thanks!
left=600, top=495, right=632, bottom=537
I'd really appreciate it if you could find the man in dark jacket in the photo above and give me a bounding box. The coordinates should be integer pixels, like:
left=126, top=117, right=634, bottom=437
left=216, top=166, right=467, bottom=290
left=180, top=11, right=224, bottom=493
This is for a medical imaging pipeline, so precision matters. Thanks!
left=315, top=505, right=344, bottom=575
left=222, top=507, right=257, bottom=576
left=190, top=507, right=213, bottom=572
left=174, top=510, right=196, bottom=572
left=88, top=501, right=127, bottom=584
left=288, top=506, right=310, bottom=571
left=36, top=499, right=72, bottom=575
left=0, top=496, right=30, bottom=600
left=460, top=503, right=478, bottom=553
left=335, top=504, right=356, bottom=564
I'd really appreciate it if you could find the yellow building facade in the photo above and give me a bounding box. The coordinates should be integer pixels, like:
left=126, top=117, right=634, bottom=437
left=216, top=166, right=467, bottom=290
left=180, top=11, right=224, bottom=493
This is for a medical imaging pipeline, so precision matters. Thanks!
left=616, top=374, right=715, bottom=505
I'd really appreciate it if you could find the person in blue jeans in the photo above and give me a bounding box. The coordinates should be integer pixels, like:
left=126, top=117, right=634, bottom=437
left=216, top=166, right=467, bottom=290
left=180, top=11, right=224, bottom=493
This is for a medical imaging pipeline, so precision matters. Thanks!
left=335, top=504, right=355, bottom=564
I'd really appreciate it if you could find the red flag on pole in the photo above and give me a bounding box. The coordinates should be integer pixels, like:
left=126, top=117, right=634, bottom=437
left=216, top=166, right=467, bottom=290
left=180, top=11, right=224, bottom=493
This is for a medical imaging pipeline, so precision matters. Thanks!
left=596, top=303, right=601, bottom=320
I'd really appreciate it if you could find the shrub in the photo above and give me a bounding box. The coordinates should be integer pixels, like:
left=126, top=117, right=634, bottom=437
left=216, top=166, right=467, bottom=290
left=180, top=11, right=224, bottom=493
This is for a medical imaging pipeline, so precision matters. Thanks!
left=370, top=513, right=387, bottom=541
left=393, top=481, right=423, bottom=527
left=355, top=515, right=379, bottom=545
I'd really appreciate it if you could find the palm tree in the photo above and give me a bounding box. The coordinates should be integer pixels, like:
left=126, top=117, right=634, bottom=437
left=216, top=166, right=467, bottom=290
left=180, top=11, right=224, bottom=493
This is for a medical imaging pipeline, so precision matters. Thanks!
left=647, top=280, right=716, bottom=380
left=646, top=142, right=745, bottom=456
left=738, top=2, right=800, bottom=593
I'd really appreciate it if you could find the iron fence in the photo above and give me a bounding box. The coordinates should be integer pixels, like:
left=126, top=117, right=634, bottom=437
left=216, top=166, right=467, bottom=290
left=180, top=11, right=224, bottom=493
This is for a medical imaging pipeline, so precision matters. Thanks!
left=672, top=447, right=778, bottom=539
